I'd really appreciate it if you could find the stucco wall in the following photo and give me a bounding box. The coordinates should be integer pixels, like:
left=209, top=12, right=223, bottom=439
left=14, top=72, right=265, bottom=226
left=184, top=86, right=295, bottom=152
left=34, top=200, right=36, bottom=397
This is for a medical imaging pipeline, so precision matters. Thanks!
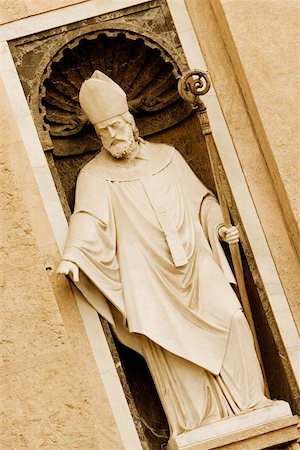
left=0, top=78, right=123, bottom=449
left=0, top=0, right=87, bottom=24
left=185, top=0, right=300, bottom=331
left=211, top=0, right=300, bottom=255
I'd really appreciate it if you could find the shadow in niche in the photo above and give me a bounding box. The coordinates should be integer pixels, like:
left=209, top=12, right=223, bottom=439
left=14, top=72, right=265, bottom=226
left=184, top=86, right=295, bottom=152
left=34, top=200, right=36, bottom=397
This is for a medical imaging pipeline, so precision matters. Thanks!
left=241, top=249, right=300, bottom=411
left=112, top=330, right=170, bottom=449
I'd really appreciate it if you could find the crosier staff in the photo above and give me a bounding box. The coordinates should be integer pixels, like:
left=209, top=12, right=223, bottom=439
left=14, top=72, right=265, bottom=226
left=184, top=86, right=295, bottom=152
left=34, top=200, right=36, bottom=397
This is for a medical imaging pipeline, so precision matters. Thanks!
left=178, top=70, right=269, bottom=396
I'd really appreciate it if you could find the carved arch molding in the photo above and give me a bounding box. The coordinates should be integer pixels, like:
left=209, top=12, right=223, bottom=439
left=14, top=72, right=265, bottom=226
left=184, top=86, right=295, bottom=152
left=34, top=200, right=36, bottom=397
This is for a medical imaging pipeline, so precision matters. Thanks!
left=40, top=29, right=192, bottom=157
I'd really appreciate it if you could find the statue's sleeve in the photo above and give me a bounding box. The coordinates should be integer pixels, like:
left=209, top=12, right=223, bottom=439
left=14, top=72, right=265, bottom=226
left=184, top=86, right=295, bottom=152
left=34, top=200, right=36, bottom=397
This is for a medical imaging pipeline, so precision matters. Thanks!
left=172, top=149, right=234, bottom=281
left=62, top=170, right=115, bottom=263
left=200, top=195, right=236, bottom=284
left=61, top=170, right=125, bottom=322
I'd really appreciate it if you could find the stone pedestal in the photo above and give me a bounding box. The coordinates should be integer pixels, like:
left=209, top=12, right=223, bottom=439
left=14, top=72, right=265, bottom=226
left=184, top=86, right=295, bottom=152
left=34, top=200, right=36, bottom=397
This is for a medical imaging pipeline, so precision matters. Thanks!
left=167, top=401, right=299, bottom=449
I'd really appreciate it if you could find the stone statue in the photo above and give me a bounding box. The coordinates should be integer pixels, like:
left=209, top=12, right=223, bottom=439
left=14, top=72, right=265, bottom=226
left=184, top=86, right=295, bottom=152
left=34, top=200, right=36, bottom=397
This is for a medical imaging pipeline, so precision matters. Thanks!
left=57, top=71, right=271, bottom=440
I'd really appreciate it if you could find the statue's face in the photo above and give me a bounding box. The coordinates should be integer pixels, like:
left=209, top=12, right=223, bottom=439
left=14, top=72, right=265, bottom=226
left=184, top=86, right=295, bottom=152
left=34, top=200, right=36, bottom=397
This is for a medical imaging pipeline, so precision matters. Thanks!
left=95, top=116, right=135, bottom=159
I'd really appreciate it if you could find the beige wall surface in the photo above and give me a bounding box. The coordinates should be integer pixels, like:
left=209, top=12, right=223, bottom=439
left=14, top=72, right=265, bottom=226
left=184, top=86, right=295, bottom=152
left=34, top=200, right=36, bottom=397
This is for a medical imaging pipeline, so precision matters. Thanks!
left=185, top=0, right=300, bottom=331
left=0, top=0, right=87, bottom=24
left=0, top=78, right=124, bottom=449
left=210, top=0, right=300, bottom=257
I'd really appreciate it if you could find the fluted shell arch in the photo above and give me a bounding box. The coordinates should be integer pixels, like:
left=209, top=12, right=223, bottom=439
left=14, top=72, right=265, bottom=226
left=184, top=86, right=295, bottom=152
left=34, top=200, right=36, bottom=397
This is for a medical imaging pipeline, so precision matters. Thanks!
left=41, top=30, right=192, bottom=156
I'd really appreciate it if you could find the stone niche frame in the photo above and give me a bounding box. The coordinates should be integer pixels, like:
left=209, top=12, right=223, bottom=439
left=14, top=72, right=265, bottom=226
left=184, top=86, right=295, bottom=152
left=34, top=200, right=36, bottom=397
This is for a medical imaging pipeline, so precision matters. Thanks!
left=0, top=0, right=299, bottom=449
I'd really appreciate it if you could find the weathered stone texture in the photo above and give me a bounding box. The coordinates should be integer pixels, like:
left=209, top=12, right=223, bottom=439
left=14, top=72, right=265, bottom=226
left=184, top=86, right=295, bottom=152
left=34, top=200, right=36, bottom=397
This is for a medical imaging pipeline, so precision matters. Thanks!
left=0, top=0, right=86, bottom=25
left=0, top=0, right=27, bottom=24
left=185, top=0, right=300, bottom=332
left=0, top=79, right=123, bottom=449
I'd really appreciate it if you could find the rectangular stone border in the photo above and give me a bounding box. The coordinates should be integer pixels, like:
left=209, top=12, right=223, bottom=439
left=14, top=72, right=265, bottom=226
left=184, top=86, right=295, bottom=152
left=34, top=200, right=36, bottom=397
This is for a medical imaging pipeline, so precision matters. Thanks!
left=0, top=0, right=299, bottom=447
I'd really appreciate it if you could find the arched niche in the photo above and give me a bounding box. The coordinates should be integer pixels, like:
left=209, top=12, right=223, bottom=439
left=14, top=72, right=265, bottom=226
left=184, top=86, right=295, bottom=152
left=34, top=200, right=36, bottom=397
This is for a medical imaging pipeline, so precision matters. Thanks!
left=33, top=28, right=217, bottom=449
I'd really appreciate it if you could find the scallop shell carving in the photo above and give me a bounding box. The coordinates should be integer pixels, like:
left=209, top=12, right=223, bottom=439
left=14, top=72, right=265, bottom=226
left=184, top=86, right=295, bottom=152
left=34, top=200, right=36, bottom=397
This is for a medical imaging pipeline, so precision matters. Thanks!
left=42, top=31, right=192, bottom=156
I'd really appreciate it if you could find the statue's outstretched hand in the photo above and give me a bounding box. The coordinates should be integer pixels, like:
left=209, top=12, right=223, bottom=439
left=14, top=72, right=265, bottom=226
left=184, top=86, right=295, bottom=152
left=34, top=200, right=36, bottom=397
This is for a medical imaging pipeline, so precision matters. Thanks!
left=57, top=260, right=79, bottom=282
left=218, top=226, right=239, bottom=245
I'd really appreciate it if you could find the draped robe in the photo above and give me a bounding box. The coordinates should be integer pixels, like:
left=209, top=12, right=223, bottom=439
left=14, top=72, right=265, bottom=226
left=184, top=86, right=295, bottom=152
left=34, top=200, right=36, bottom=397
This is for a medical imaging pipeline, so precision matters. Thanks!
left=62, top=142, right=268, bottom=436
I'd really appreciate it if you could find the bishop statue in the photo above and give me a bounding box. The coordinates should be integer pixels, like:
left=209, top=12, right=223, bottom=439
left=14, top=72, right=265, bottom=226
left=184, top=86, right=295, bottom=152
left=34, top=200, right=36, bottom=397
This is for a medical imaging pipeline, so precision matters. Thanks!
left=57, top=71, right=270, bottom=440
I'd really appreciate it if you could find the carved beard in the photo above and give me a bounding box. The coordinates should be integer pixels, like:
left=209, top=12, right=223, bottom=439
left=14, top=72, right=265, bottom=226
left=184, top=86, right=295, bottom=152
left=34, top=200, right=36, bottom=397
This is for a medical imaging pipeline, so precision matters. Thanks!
left=106, top=126, right=135, bottom=159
